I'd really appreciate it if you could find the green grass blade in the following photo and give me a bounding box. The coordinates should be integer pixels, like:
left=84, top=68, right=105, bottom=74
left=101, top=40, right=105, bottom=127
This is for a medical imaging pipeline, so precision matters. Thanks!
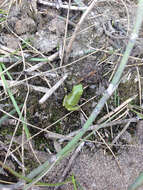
left=0, top=105, right=23, bottom=126
left=0, top=63, right=30, bottom=139
left=128, top=172, right=143, bottom=190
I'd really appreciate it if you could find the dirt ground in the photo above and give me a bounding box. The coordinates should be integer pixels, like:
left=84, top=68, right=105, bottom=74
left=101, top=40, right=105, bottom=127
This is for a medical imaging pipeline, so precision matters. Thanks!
left=61, top=121, right=143, bottom=190
left=0, top=0, right=143, bottom=190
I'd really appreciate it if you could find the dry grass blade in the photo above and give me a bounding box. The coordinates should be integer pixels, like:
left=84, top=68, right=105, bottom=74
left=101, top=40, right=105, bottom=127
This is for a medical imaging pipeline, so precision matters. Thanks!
left=38, top=0, right=87, bottom=11
left=65, top=0, right=97, bottom=62
left=97, top=95, right=137, bottom=124
left=39, top=73, right=68, bottom=104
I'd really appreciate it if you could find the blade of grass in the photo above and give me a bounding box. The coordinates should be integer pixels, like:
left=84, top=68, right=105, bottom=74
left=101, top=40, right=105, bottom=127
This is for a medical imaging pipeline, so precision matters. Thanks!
left=0, top=63, right=30, bottom=139
left=128, top=172, right=143, bottom=190
left=1, top=63, right=13, bottom=80
left=0, top=160, right=71, bottom=187
left=0, top=105, right=23, bottom=126
left=72, top=174, right=77, bottom=190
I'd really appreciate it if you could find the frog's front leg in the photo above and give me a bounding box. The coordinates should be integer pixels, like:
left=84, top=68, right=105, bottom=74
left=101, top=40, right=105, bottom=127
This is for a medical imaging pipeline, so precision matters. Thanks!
left=67, top=105, right=80, bottom=111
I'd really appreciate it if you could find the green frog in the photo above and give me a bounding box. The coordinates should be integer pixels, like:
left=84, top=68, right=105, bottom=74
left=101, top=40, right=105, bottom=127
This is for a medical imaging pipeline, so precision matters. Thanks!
left=63, top=84, right=83, bottom=111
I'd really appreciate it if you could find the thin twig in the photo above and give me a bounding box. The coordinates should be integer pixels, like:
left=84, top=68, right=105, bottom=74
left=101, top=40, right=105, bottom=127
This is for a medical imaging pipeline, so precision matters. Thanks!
left=0, top=108, right=67, bottom=142
left=39, top=73, right=68, bottom=104
left=0, top=44, right=29, bottom=58
left=110, top=121, right=131, bottom=146
left=25, top=52, right=59, bottom=72
left=96, top=130, right=122, bottom=173
left=0, top=181, right=25, bottom=190
left=136, top=66, right=142, bottom=106
left=59, top=0, right=71, bottom=66
left=0, top=141, right=25, bottom=170
left=54, top=142, right=85, bottom=190
left=38, top=0, right=87, bottom=11
left=0, top=80, right=50, bottom=93
left=65, top=0, right=97, bottom=62
left=20, top=44, right=42, bottom=165
left=59, top=117, right=138, bottom=142
left=97, top=95, right=137, bottom=124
